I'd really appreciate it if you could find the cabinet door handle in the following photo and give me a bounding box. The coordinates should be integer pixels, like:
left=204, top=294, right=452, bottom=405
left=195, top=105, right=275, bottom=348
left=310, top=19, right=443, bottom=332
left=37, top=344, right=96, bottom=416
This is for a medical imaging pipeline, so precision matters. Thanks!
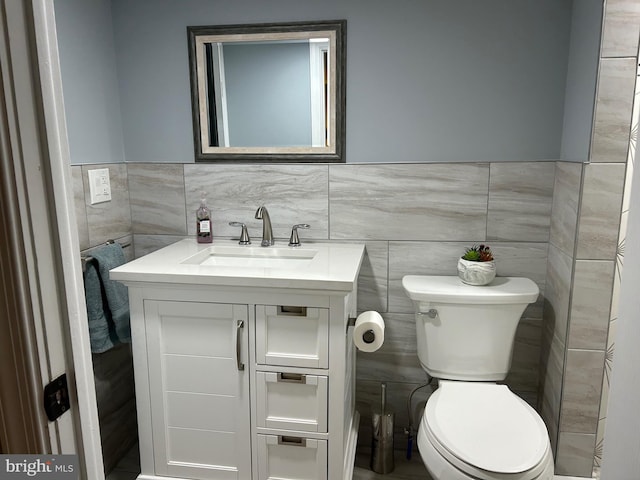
left=236, top=319, right=245, bottom=371
left=278, top=436, right=307, bottom=447
left=277, top=372, right=307, bottom=384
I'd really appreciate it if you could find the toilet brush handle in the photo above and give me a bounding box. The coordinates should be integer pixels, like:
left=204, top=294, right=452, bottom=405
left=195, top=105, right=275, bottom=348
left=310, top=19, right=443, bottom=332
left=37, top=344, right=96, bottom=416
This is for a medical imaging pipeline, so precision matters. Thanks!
left=381, top=382, right=386, bottom=414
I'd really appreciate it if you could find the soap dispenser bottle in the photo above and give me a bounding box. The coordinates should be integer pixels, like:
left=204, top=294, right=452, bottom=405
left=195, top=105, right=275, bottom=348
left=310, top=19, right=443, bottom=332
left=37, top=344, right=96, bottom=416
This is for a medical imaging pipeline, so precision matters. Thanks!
left=196, top=192, right=213, bottom=244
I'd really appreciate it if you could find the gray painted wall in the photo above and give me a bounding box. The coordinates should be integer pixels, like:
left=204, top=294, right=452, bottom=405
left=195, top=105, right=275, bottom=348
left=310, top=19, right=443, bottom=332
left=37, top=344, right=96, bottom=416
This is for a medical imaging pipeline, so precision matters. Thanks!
left=108, top=0, right=582, bottom=163
left=55, top=0, right=125, bottom=165
left=56, top=0, right=603, bottom=164
left=224, top=42, right=312, bottom=147
left=560, top=0, right=602, bottom=162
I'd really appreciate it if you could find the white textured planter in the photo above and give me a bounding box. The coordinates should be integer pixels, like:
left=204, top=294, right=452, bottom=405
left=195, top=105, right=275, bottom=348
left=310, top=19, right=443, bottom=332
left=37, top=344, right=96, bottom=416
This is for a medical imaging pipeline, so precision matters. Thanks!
left=457, top=258, right=496, bottom=286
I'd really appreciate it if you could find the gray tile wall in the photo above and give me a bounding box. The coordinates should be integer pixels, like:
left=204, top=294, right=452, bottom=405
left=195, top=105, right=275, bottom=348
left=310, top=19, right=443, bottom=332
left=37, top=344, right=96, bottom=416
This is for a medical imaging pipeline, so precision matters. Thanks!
left=599, top=0, right=640, bottom=60
left=184, top=164, right=330, bottom=239
left=487, top=162, right=555, bottom=242
left=329, top=164, right=489, bottom=241
left=548, top=162, right=582, bottom=258
left=128, top=163, right=186, bottom=235
left=122, top=160, right=555, bottom=454
left=72, top=164, right=132, bottom=250
left=589, top=58, right=636, bottom=164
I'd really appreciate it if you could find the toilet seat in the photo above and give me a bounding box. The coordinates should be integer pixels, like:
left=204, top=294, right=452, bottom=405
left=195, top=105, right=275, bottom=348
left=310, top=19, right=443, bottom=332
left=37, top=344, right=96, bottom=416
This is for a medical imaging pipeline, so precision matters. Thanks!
left=422, top=381, right=552, bottom=480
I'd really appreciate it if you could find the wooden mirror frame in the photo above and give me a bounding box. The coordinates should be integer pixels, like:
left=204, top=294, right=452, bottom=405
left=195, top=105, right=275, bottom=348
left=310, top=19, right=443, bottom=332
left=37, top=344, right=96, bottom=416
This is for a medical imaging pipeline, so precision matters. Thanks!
left=187, top=20, right=346, bottom=163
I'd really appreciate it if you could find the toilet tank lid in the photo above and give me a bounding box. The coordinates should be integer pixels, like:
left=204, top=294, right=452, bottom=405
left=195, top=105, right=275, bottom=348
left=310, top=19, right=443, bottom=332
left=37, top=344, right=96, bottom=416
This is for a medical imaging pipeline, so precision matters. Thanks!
left=402, top=275, right=539, bottom=304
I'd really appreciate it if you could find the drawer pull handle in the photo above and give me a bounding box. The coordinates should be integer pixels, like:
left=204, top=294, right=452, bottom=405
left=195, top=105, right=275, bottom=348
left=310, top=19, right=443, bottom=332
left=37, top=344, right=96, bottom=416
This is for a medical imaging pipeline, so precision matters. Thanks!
left=277, top=305, right=307, bottom=316
left=278, top=436, right=307, bottom=447
left=236, top=320, right=245, bottom=371
left=277, top=372, right=307, bottom=384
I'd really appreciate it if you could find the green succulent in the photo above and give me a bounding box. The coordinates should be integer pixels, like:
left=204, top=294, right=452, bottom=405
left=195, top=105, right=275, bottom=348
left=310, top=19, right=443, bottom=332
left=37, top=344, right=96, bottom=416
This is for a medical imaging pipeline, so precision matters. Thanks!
left=462, top=244, right=494, bottom=262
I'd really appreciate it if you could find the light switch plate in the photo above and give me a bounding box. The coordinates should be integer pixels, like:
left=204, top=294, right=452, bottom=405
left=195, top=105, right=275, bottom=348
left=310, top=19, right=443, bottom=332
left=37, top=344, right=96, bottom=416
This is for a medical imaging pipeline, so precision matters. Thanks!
left=88, top=168, right=112, bottom=205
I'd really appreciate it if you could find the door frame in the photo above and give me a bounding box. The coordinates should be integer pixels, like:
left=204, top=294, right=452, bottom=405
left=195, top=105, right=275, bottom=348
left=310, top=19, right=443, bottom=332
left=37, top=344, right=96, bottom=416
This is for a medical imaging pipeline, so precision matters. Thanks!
left=0, top=0, right=49, bottom=452
left=31, top=0, right=105, bottom=477
left=0, top=1, right=105, bottom=478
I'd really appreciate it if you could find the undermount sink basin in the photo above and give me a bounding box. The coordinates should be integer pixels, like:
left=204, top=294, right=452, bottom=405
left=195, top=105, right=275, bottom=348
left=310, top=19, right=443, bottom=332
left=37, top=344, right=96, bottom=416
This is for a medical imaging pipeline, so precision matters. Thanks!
left=180, top=245, right=318, bottom=269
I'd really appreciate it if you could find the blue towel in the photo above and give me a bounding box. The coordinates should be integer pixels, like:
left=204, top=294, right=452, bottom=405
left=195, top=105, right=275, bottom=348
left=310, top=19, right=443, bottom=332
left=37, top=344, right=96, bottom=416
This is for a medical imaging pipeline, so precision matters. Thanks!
left=84, top=260, right=116, bottom=353
left=83, top=243, right=131, bottom=352
left=91, top=243, right=131, bottom=344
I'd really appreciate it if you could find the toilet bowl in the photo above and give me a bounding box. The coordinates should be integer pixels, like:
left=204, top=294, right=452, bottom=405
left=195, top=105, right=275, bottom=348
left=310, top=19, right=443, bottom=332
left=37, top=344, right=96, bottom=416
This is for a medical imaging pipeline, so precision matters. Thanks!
left=401, top=275, right=554, bottom=480
left=418, top=381, right=554, bottom=480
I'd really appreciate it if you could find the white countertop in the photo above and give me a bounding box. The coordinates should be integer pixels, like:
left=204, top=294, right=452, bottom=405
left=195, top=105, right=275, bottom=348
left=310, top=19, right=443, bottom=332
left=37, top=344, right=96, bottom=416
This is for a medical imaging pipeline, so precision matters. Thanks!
left=110, top=239, right=365, bottom=291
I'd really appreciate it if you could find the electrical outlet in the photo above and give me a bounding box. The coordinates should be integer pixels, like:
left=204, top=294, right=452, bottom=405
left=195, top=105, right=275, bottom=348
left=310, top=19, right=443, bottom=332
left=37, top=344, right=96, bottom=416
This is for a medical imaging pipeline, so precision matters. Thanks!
left=88, top=168, right=112, bottom=205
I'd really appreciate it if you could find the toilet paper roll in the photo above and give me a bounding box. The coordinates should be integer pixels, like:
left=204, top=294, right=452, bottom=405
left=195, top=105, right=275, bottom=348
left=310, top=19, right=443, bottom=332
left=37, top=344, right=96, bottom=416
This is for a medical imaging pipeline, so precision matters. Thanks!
left=353, top=311, right=385, bottom=352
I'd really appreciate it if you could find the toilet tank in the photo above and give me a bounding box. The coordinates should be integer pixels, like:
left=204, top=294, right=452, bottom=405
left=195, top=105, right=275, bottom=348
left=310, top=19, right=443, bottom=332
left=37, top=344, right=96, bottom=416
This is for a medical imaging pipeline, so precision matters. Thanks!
left=402, top=276, right=539, bottom=381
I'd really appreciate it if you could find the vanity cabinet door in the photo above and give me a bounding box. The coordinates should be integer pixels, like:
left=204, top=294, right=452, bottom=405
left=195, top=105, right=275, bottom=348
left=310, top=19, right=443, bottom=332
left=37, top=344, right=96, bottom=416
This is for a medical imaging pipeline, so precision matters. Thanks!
left=145, top=300, right=250, bottom=480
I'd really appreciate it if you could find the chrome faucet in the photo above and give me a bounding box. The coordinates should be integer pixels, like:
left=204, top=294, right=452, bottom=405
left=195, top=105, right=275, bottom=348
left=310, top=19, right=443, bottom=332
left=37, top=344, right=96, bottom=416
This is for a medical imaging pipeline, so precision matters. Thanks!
left=255, top=206, right=274, bottom=246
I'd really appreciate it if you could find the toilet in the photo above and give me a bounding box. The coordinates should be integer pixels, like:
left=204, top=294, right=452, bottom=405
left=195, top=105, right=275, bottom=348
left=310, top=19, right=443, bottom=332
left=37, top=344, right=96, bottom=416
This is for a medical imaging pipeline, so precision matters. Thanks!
left=402, top=275, right=554, bottom=480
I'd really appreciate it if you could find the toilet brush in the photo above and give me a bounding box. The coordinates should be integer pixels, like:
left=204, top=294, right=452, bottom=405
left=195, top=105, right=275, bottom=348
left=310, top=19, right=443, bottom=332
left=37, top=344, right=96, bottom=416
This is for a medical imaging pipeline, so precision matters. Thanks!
left=371, top=382, right=395, bottom=473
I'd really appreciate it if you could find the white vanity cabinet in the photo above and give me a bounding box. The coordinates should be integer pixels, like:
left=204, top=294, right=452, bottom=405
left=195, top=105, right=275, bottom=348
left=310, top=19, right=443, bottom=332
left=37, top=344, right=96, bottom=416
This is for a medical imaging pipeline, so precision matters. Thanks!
left=110, top=240, right=364, bottom=480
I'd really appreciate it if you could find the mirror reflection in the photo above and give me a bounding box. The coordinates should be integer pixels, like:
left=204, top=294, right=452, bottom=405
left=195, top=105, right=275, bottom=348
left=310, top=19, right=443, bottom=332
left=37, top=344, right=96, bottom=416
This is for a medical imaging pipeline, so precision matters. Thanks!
left=188, top=21, right=345, bottom=162
left=204, top=38, right=330, bottom=148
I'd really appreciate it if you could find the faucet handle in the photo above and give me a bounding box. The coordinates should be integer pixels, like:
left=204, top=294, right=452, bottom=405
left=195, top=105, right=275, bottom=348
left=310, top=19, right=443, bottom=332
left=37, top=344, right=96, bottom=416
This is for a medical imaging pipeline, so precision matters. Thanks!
left=229, top=222, right=251, bottom=245
left=288, top=224, right=310, bottom=247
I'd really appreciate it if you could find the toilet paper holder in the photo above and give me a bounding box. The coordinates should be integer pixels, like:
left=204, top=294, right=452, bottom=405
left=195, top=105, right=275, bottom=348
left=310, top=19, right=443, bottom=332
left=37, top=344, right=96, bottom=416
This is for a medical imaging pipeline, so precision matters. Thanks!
left=349, top=317, right=375, bottom=342
left=349, top=311, right=386, bottom=352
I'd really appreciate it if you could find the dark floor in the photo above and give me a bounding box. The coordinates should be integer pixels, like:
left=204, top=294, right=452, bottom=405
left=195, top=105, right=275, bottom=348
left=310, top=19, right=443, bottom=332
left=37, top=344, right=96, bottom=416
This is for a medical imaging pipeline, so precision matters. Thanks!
left=104, top=443, right=139, bottom=480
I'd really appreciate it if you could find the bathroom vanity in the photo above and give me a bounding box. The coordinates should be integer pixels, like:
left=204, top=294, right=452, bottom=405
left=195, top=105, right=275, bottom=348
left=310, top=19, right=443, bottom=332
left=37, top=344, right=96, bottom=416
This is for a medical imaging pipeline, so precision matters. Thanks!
left=110, top=239, right=365, bottom=480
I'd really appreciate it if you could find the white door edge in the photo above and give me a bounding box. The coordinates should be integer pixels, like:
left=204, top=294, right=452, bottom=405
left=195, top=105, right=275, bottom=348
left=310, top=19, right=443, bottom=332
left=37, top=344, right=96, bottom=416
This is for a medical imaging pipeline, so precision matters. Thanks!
left=31, top=1, right=105, bottom=478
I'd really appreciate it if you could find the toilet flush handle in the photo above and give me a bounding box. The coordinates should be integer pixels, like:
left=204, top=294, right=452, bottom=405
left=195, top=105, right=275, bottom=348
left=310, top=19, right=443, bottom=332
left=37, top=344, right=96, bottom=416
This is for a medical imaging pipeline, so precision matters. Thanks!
left=419, top=309, right=438, bottom=319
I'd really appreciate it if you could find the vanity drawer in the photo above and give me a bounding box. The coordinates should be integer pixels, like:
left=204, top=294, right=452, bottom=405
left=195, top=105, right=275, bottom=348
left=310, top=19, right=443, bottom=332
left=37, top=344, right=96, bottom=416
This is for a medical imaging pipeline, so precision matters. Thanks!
left=257, top=434, right=327, bottom=480
left=255, top=305, right=329, bottom=368
left=256, top=371, right=328, bottom=433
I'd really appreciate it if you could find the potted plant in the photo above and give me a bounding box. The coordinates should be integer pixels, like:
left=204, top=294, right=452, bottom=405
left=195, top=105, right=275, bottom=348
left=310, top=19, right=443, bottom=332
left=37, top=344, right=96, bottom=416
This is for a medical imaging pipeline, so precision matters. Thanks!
left=457, top=244, right=496, bottom=285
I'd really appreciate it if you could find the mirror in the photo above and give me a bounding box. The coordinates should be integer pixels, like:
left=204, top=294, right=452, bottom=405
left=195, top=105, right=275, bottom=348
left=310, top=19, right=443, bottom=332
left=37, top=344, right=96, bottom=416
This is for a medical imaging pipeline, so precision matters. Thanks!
left=187, top=20, right=346, bottom=163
